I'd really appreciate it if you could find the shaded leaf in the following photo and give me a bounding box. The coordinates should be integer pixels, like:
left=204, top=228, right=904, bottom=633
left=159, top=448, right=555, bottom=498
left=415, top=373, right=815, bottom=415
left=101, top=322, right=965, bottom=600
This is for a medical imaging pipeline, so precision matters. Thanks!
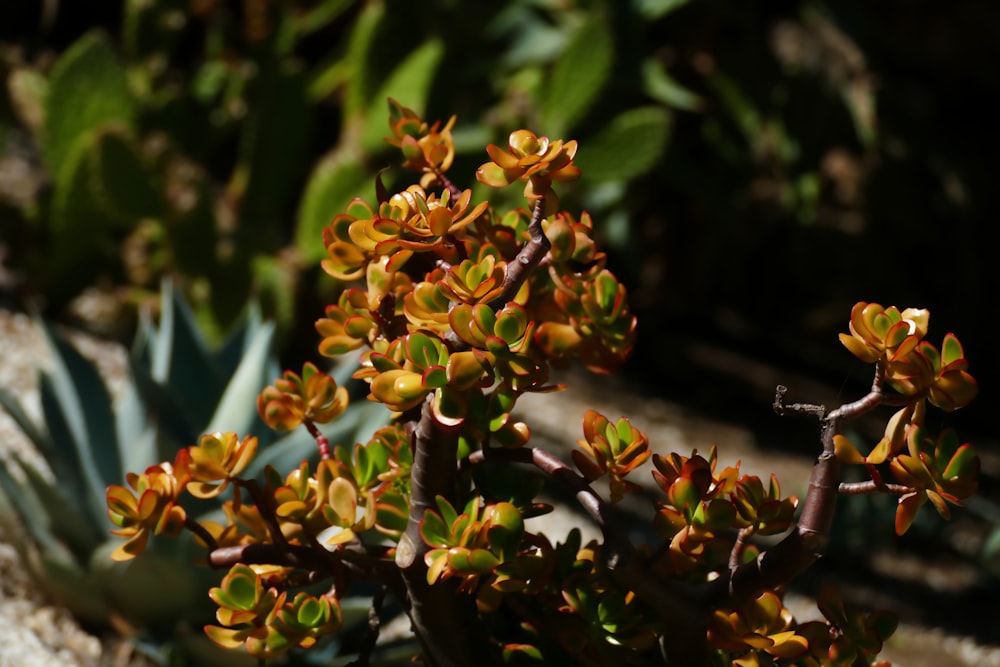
left=296, top=149, right=371, bottom=264
left=542, top=15, right=614, bottom=137
left=42, top=29, right=133, bottom=171
left=577, top=106, right=672, bottom=183
left=361, top=38, right=445, bottom=153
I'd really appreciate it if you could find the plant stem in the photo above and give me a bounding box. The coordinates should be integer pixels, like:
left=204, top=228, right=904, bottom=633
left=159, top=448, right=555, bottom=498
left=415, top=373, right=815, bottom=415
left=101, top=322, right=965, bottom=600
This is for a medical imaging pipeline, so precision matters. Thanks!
left=304, top=419, right=331, bottom=459
left=708, top=369, right=890, bottom=611
left=395, top=395, right=496, bottom=667
left=490, top=197, right=550, bottom=310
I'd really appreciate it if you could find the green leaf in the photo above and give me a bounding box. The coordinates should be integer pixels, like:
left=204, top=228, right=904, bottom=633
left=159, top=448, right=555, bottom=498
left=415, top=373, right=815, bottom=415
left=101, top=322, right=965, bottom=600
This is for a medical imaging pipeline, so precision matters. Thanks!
left=941, top=332, right=965, bottom=366
left=432, top=387, right=468, bottom=428
left=577, top=106, right=672, bottom=183
left=343, top=1, right=387, bottom=117
left=48, top=130, right=110, bottom=272
left=422, top=366, right=448, bottom=389
left=641, top=57, right=703, bottom=112
left=296, top=149, right=371, bottom=264
left=503, top=643, right=543, bottom=662
left=419, top=512, right=450, bottom=548
left=361, top=38, right=445, bottom=153
left=448, top=547, right=499, bottom=574
left=633, top=0, right=691, bottom=20
left=488, top=390, right=516, bottom=432
left=236, top=63, right=310, bottom=235
left=486, top=502, right=524, bottom=557
left=943, top=443, right=977, bottom=480
left=296, top=597, right=324, bottom=626
left=92, top=130, right=164, bottom=224
left=293, top=0, right=356, bottom=38
left=42, top=30, right=133, bottom=172
left=542, top=15, right=614, bottom=137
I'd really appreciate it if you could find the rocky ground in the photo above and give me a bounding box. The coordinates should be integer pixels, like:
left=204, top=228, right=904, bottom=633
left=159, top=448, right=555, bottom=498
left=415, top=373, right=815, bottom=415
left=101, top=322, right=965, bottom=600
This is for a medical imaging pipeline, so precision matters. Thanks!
left=1, top=309, right=997, bottom=666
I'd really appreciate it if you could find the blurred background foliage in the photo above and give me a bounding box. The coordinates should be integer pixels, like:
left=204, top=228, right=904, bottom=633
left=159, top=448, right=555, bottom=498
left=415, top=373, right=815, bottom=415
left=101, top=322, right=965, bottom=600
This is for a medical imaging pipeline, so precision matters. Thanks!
left=0, top=0, right=996, bottom=645
left=1, top=0, right=993, bottom=426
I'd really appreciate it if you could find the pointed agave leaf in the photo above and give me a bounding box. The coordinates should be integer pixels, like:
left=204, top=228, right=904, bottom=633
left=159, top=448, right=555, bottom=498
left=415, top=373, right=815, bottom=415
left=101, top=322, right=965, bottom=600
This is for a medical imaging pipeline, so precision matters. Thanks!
left=0, top=388, right=52, bottom=456
left=16, top=454, right=103, bottom=560
left=126, top=352, right=196, bottom=457
left=130, top=307, right=155, bottom=367
left=0, top=469, right=112, bottom=626
left=38, top=373, right=95, bottom=515
left=35, top=317, right=121, bottom=521
left=151, top=282, right=227, bottom=433
left=213, top=301, right=264, bottom=377
left=0, top=461, right=65, bottom=556
left=331, top=348, right=365, bottom=393
left=90, top=540, right=211, bottom=627
left=204, top=321, right=276, bottom=437
left=112, top=350, right=159, bottom=476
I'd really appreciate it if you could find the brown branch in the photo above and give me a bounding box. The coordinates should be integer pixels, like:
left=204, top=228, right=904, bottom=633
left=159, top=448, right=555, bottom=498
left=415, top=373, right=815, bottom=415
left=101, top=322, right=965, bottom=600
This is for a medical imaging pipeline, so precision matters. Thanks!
left=207, top=541, right=393, bottom=575
left=729, top=526, right=755, bottom=569
left=237, top=478, right=292, bottom=550
left=839, top=480, right=911, bottom=495
left=184, top=516, right=219, bottom=552
left=709, top=445, right=841, bottom=611
left=706, top=367, right=892, bottom=611
left=347, top=585, right=387, bottom=667
left=395, top=396, right=497, bottom=667
left=430, top=166, right=463, bottom=201
left=396, top=397, right=461, bottom=571
left=489, top=197, right=550, bottom=310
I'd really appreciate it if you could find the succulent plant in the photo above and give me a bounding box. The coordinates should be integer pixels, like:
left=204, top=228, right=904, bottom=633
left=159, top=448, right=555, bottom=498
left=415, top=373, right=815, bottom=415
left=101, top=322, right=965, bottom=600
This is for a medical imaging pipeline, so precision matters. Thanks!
left=0, top=282, right=387, bottom=664
left=94, top=104, right=980, bottom=667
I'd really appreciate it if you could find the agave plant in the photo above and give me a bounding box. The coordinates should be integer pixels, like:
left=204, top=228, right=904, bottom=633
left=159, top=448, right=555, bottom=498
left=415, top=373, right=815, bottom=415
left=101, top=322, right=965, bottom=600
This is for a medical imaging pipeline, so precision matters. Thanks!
left=0, top=283, right=388, bottom=664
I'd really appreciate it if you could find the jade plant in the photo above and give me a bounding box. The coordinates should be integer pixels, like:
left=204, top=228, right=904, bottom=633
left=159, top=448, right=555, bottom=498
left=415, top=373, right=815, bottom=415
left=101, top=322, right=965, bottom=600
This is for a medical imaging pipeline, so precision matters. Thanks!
left=104, top=102, right=979, bottom=666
